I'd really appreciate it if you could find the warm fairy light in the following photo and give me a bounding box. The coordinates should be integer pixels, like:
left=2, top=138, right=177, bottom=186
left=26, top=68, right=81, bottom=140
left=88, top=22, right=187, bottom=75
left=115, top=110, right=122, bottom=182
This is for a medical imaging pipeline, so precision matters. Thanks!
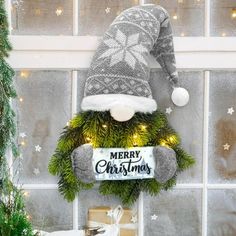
left=26, top=215, right=32, bottom=220
left=102, top=124, right=107, bottom=128
left=232, top=9, right=236, bottom=18
left=180, top=32, right=185, bottom=37
left=173, top=13, right=178, bottom=20
left=140, top=125, right=147, bottom=131
left=66, top=121, right=70, bottom=126
left=160, top=141, right=168, bottom=147
left=55, top=7, right=63, bottom=16
left=23, top=191, right=30, bottom=197
left=21, top=141, right=26, bottom=146
left=19, top=97, right=24, bottom=102
left=133, top=134, right=138, bottom=139
left=178, top=0, right=184, bottom=3
left=20, top=70, right=29, bottom=78
left=221, top=32, right=226, bottom=37
left=86, top=137, right=91, bottom=142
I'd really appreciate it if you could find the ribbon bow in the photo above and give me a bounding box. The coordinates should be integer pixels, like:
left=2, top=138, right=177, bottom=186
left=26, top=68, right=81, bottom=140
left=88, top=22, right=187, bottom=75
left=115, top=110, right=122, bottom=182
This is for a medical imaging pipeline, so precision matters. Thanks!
left=88, top=205, right=136, bottom=236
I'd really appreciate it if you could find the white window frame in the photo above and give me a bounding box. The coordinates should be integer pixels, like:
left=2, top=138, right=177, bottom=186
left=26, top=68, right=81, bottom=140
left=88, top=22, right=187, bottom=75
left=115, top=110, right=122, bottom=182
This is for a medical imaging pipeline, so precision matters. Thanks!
left=5, top=0, right=236, bottom=235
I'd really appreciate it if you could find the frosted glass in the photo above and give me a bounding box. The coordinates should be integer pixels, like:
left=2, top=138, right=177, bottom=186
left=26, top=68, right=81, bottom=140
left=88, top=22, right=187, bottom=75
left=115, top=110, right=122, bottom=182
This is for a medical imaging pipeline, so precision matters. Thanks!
left=24, top=190, right=73, bottom=232
left=150, top=71, right=204, bottom=183
left=144, top=189, right=202, bottom=236
left=208, top=190, right=236, bottom=236
left=208, top=71, right=236, bottom=183
left=15, top=71, right=71, bottom=184
left=78, top=0, right=139, bottom=36
left=145, top=0, right=205, bottom=36
left=210, top=0, right=236, bottom=36
left=77, top=188, right=138, bottom=227
left=11, top=0, right=73, bottom=35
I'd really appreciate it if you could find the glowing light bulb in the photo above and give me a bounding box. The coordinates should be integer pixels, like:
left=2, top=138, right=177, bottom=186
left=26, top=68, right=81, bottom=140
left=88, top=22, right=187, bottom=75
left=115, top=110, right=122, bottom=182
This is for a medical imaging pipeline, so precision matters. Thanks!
left=232, top=9, right=236, bottom=18
left=23, top=191, right=30, bottom=197
left=173, top=13, right=178, bottom=20
left=20, top=70, right=29, bottom=78
left=19, top=97, right=24, bottom=102
left=102, top=124, right=107, bottom=128
left=86, top=137, right=91, bottom=142
left=21, top=141, right=26, bottom=146
left=221, top=32, right=226, bottom=37
left=133, top=134, right=138, bottom=139
left=178, top=0, right=184, bottom=3
left=26, top=215, right=32, bottom=220
left=180, top=32, right=185, bottom=37
left=55, top=7, right=63, bottom=16
left=66, top=121, right=70, bottom=126
left=140, top=125, right=147, bottom=131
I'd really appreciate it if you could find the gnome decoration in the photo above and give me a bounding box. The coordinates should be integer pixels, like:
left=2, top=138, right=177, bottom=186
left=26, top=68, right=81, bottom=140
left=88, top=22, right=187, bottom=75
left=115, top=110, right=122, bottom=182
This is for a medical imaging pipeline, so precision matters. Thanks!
left=49, top=4, right=194, bottom=206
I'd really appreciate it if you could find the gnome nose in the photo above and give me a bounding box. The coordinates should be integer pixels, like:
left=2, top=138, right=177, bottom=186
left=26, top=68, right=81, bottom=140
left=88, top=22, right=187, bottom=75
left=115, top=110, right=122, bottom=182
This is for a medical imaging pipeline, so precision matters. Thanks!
left=110, top=105, right=135, bottom=122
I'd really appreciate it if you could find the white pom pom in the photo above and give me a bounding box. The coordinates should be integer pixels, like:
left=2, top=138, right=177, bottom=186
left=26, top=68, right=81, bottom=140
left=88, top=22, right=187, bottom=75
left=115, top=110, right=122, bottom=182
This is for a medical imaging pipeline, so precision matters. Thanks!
left=171, top=87, right=189, bottom=107
left=110, top=105, right=135, bottom=122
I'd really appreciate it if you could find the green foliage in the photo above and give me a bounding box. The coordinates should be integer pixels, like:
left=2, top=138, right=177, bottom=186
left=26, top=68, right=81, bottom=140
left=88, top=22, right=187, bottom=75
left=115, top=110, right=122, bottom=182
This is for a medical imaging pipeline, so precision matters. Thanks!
left=49, top=110, right=195, bottom=206
left=0, top=1, right=35, bottom=235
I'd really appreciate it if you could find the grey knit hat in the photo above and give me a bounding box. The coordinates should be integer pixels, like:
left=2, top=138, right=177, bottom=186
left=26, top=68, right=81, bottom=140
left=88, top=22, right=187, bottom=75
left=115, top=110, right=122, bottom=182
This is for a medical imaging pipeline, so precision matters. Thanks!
left=81, top=4, right=179, bottom=114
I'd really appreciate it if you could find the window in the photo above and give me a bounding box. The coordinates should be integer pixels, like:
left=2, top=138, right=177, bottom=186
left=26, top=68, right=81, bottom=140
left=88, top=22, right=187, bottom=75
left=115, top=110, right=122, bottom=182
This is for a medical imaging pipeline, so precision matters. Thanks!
left=7, top=0, right=236, bottom=235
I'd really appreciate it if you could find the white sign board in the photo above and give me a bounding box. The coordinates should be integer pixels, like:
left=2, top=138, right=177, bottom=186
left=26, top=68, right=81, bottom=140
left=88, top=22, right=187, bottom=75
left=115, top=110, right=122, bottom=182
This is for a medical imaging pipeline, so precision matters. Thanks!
left=92, top=146, right=155, bottom=180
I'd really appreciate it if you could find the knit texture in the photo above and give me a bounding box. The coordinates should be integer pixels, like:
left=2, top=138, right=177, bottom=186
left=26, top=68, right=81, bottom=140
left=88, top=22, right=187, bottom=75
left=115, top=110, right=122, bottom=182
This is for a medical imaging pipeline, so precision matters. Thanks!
left=82, top=4, right=178, bottom=112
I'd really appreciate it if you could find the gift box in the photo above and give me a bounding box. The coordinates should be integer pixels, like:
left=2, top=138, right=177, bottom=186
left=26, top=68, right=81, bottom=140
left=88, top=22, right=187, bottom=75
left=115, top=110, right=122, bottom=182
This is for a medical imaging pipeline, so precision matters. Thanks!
left=87, top=206, right=137, bottom=236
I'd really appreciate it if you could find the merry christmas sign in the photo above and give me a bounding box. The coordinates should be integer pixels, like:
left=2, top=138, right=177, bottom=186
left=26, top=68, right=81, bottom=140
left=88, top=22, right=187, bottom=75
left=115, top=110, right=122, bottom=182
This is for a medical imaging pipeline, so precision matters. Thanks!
left=92, top=147, right=155, bottom=180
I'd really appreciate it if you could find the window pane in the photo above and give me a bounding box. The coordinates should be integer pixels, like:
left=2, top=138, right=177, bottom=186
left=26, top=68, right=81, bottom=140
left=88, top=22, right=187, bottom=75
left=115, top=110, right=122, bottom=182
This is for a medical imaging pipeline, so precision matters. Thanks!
left=145, top=0, right=205, bottom=36
left=210, top=0, right=236, bottom=37
left=15, top=71, right=71, bottom=184
left=77, top=188, right=137, bottom=227
left=78, top=0, right=139, bottom=36
left=208, top=190, right=236, bottom=236
left=144, top=189, right=202, bottom=236
left=11, top=0, right=73, bottom=35
left=24, top=190, right=73, bottom=232
left=209, top=71, right=236, bottom=183
left=150, top=71, right=204, bottom=183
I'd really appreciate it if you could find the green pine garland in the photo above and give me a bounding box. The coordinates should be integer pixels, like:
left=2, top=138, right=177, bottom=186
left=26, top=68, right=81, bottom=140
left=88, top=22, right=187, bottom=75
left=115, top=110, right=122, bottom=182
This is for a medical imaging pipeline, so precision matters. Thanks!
left=49, top=110, right=195, bottom=206
left=0, top=1, right=35, bottom=235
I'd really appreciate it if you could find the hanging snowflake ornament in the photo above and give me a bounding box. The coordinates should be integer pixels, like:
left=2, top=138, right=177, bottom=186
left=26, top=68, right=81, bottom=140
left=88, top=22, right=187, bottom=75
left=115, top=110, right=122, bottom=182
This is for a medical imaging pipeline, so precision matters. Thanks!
left=151, top=214, right=158, bottom=220
left=35, top=145, right=42, bottom=152
left=165, top=107, right=173, bottom=114
left=223, top=143, right=230, bottom=151
left=227, top=107, right=234, bottom=115
left=19, top=132, right=27, bottom=138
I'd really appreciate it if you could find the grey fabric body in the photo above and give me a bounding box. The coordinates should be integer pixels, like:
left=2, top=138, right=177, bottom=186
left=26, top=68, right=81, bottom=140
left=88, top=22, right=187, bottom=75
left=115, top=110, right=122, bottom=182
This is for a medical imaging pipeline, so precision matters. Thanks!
left=153, top=145, right=177, bottom=183
left=84, top=4, right=178, bottom=99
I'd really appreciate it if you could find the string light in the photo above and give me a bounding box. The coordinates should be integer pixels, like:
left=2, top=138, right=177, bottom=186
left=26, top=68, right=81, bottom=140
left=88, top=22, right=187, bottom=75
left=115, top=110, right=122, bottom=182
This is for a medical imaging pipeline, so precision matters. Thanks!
left=173, top=12, right=178, bottom=20
left=20, top=70, right=29, bottom=78
left=26, top=215, right=32, bottom=220
left=20, top=141, right=26, bottom=146
left=180, top=32, right=185, bottom=37
left=102, top=124, right=107, bottom=128
left=66, top=121, right=70, bottom=126
left=23, top=191, right=30, bottom=197
left=133, top=134, right=138, bottom=139
left=221, top=32, right=226, bottom=37
left=86, top=137, right=92, bottom=142
left=19, top=97, right=24, bottom=102
left=231, top=8, right=236, bottom=18
left=178, top=0, right=184, bottom=3
left=140, top=125, right=147, bottom=131
left=55, top=7, right=63, bottom=16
